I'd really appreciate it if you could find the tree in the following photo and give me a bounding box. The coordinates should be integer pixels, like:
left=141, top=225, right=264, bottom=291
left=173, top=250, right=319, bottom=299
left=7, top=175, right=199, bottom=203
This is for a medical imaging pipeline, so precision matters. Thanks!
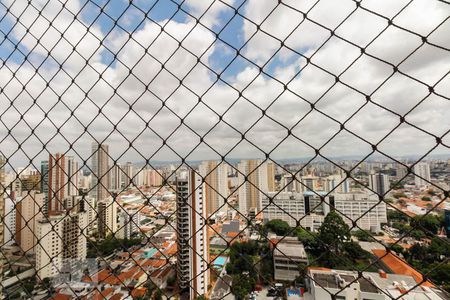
left=353, top=230, right=372, bottom=242
left=293, top=227, right=317, bottom=247
left=264, top=219, right=291, bottom=236
left=231, top=274, right=255, bottom=299
left=411, top=215, right=441, bottom=234
left=317, top=211, right=350, bottom=255
left=343, top=241, right=369, bottom=259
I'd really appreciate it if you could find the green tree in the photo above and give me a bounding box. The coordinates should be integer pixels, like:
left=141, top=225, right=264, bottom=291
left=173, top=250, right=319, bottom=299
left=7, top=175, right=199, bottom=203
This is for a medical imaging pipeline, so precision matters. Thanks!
left=353, top=230, right=372, bottom=241
left=293, top=227, right=317, bottom=247
left=264, top=219, right=291, bottom=236
left=317, top=211, right=350, bottom=255
left=411, top=215, right=441, bottom=234
left=231, top=274, right=255, bottom=299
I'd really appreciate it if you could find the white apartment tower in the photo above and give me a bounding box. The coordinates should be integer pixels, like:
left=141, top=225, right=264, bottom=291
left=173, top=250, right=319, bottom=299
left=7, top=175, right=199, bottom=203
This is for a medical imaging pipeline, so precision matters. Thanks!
left=199, top=161, right=229, bottom=216
left=91, top=142, right=110, bottom=201
left=35, top=210, right=88, bottom=279
left=176, top=170, right=209, bottom=299
left=97, top=197, right=118, bottom=238
left=237, top=160, right=275, bottom=215
left=110, top=163, right=123, bottom=191
left=368, top=172, right=390, bottom=196
left=414, top=162, right=431, bottom=188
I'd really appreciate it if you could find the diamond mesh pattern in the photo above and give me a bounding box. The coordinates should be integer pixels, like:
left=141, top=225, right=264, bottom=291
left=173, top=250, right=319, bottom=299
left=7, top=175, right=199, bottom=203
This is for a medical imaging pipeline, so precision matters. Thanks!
left=0, top=0, right=449, bottom=299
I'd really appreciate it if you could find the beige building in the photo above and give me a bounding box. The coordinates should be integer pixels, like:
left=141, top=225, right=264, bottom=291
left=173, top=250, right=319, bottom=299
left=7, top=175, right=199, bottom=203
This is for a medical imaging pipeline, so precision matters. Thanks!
left=15, top=191, right=44, bottom=254
left=97, top=197, right=118, bottom=238
left=237, top=160, right=275, bottom=215
left=199, top=161, right=229, bottom=216
left=36, top=210, right=88, bottom=280
left=273, top=237, right=308, bottom=281
left=91, top=142, right=110, bottom=201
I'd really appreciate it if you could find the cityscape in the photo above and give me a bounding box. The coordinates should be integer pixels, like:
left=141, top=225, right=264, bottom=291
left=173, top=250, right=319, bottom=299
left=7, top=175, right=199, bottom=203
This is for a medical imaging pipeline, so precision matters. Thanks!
left=0, top=148, right=449, bottom=299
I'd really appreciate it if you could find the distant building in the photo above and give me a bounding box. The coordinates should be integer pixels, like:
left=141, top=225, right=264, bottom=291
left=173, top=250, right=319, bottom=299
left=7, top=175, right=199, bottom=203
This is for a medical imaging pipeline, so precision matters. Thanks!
left=46, top=153, right=79, bottom=215
left=176, top=170, right=209, bottom=299
left=307, top=268, right=447, bottom=300
left=261, top=191, right=386, bottom=231
left=238, top=160, right=275, bottom=215
left=15, top=191, right=44, bottom=254
left=368, top=172, right=389, bottom=196
left=110, top=163, right=124, bottom=191
left=273, top=237, right=308, bottom=281
left=91, top=142, right=110, bottom=201
left=97, top=197, right=118, bottom=239
left=0, top=155, right=5, bottom=295
left=414, top=162, right=431, bottom=188
left=123, top=162, right=134, bottom=188
left=199, top=160, right=229, bottom=216
left=117, top=208, right=142, bottom=239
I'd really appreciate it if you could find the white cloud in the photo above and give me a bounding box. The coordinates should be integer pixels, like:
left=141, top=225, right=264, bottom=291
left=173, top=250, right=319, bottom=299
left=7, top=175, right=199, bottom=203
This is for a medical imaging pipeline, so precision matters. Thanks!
left=0, top=0, right=449, bottom=170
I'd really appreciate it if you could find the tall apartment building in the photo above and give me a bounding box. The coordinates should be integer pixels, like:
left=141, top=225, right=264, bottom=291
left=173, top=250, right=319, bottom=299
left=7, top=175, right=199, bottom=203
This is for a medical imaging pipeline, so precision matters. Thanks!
left=110, top=163, right=123, bottom=191
left=368, top=172, right=390, bottom=196
left=414, top=162, right=431, bottom=188
left=123, top=162, right=134, bottom=188
left=44, top=153, right=79, bottom=215
left=3, top=191, right=16, bottom=246
left=15, top=191, right=44, bottom=254
left=91, top=142, right=110, bottom=201
left=261, top=191, right=386, bottom=231
left=199, top=161, right=229, bottom=216
left=176, top=170, right=209, bottom=299
left=135, top=167, right=163, bottom=187
left=237, top=160, right=275, bottom=215
left=117, top=208, right=142, bottom=239
left=97, top=197, right=118, bottom=239
left=36, top=209, right=88, bottom=280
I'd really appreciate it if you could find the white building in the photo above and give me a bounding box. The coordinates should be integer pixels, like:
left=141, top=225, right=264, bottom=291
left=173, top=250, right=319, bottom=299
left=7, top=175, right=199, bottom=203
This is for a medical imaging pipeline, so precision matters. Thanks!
left=176, top=170, right=209, bottom=299
left=110, top=163, right=124, bottom=191
left=3, top=192, right=16, bottom=246
left=199, top=160, right=229, bottom=216
left=237, top=160, right=275, bottom=215
left=36, top=211, right=87, bottom=280
left=97, top=197, right=118, bottom=238
left=414, top=162, right=431, bottom=188
left=307, top=268, right=447, bottom=300
left=368, top=172, right=390, bottom=196
left=273, top=237, right=308, bottom=281
left=261, top=191, right=386, bottom=231
left=117, top=208, right=142, bottom=239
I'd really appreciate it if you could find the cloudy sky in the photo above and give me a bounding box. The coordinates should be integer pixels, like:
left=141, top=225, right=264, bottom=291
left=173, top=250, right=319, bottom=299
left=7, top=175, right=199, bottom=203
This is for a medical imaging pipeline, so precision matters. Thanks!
left=0, top=0, right=449, bottom=169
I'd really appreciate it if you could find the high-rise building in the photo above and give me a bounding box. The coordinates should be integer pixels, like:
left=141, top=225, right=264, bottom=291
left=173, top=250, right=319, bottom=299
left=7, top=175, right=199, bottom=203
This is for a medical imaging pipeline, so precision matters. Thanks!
left=123, top=162, right=134, bottom=188
left=15, top=191, right=44, bottom=254
left=237, top=160, right=275, bottom=215
left=35, top=209, right=88, bottom=280
left=176, top=170, right=209, bottom=299
left=414, top=162, right=431, bottom=188
left=3, top=190, right=16, bottom=246
left=97, top=197, right=118, bottom=239
left=368, top=172, right=390, bottom=196
left=199, top=161, right=229, bottom=216
left=91, top=142, right=110, bottom=201
left=117, top=208, right=142, bottom=240
left=45, top=153, right=79, bottom=215
left=110, top=163, right=123, bottom=191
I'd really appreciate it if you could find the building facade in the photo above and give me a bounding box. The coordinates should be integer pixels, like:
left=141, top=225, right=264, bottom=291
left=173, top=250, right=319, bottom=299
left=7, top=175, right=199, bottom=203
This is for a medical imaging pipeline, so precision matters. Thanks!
left=176, top=170, right=209, bottom=299
left=199, top=160, right=229, bottom=216
left=414, top=162, right=431, bottom=188
left=91, top=142, right=110, bottom=201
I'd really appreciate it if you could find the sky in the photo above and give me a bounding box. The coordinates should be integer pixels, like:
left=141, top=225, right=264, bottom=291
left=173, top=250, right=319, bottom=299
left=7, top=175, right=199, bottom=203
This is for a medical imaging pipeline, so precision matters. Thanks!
left=0, top=0, right=449, bottom=170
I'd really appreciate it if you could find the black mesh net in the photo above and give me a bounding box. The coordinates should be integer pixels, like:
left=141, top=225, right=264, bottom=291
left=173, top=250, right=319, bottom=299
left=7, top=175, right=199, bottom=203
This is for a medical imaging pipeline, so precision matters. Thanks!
left=0, top=0, right=449, bottom=299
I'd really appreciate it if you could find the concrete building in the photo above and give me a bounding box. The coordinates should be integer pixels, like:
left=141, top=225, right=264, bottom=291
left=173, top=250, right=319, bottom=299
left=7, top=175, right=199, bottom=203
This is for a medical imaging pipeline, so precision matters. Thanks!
left=110, top=163, right=124, bottom=191
left=307, top=268, right=447, bottom=300
left=3, top=191, right=16, bottom=246
left=199, top=160, right=229, bottom=216
left=237, top=160, right=275, bottom=215
left=176, top=170, right=209, bottom=299
left=46, top=153, right=79, bottom=215
left=123, top=162, right=134, bottom=188
left=15, top=191, right=44, bottom=254
left=91, top=142, right=110, bottom=201
left=273, top=237, right=308, bottom=281
left=117, top=208, right=142, bottom=239
left=261, top=191, right=386, bottom=231
left=36, top=210, right=88, bottom=280
left=0, top=156, right=4, bottom=295
left=97, top=197, right=118, bottom=238
left=368, top=172, right=389, bottom=196
left=414, top=162, right=431, bottom=188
